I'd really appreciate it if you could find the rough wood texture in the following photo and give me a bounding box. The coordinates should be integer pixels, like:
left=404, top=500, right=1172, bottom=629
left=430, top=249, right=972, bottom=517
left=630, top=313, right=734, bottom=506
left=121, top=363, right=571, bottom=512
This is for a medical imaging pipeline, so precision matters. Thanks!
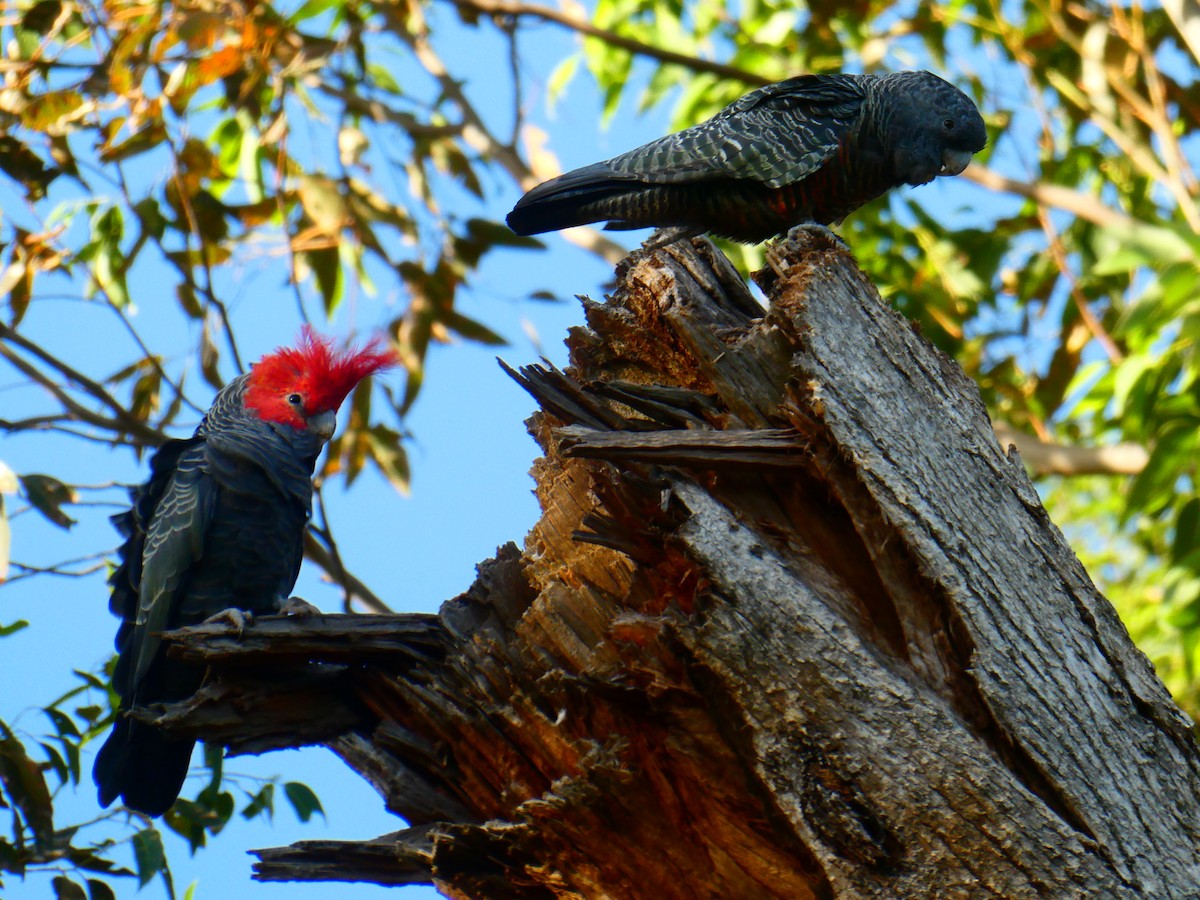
left=157, top=232, right=1200, bottom=897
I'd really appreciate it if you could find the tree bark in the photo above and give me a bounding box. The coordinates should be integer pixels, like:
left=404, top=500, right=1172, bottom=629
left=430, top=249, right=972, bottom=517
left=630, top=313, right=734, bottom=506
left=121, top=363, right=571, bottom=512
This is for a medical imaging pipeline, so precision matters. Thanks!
left=157, top=232, right=1200, bottom=897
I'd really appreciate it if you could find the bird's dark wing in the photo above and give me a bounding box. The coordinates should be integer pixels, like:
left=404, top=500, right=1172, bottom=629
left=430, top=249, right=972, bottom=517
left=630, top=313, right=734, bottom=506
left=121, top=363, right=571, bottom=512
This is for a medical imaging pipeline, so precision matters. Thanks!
left=122, top=443, right=218, bottom=694
left=605, top=74, right=868, bottom=189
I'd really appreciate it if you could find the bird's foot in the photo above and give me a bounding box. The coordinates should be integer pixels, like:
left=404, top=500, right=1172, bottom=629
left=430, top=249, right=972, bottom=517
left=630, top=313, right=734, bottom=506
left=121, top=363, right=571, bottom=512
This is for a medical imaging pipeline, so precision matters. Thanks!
left=640, top=226, right=702, bottom=252
left=783, top=223, right=848, bottom=250
left=277, top=595, right=321, bottom=617
left=202, top=607, right=252, bottom=637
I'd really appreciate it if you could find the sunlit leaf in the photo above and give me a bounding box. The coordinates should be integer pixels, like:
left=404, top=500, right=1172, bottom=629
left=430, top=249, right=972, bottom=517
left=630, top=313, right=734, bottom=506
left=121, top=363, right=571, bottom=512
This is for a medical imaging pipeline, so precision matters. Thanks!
left=304, top=245, right=342, bottom=315
left=0, top=461, right=17, bottom=495
left=298, top=174, right=350, bottom=236
left=20, top=90, right=85, bottom=132
left=366, top=423, right=410, bottom=494
left=200, top=326, right=222, bottom=389
left=290, top=0, right=340, bottom=23
left=98, top=121, right=168, bottom=163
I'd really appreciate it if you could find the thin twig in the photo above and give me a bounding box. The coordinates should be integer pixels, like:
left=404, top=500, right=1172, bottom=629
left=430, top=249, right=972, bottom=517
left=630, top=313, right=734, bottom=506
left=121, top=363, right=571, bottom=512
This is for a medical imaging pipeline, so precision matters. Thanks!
left=0, top=324, right=166, bottom=445
left=445, top=0, right=766, bottom=86
left=391, top=13, right=627, bottom=264
left=1035, top=205, right=1122, bottom=363
left=305, top=487, right=391, bottom=614
left=963, top=165, right=1135, bottom=230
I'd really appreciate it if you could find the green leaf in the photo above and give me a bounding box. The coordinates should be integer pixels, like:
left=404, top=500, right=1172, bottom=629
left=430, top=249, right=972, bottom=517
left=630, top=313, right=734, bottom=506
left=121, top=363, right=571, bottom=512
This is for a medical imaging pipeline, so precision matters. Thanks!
left=0, top=620, right=29, bottom=637
left=304, top=245, right=342, bottom=316
left=52, top=876, right=88, bottom=900
left=298, top=174, right=349, bottom=236
left=366, top=424, right=410, bottom=494
left=240, top=783, right=274, bottom=821
left=44, top=707, right=81, bottom=739
left=87, top=206, right=129, bottom=307
left=1175, top=499, right=1200, bottom=567
left=133, top=198, right=167, bottom=241
left=438, top=309, right=506, bottom=346
left=131, top=828, right=167, bottom=888
left=39, top=741, right=69, bottom=784
left=0, top=725, right=55, bottom=850
left=72, top=669, right=109, bottom=691
left=1093, top=221, right=1197, bottom=274
left=289, top=0, right=340, bottom=23
left=283, top=782, right=324, bottom=823
left=0, top=135, right=58, bottom=200
left=1126, top=426, right=1199, bottom=521
left=546, top=55, right=580, bottom=110
left=20, top=90, right=85, bottom=131
left=20, top=474, right=77, bottom=529
left=164, top=799, right=208, bottom=853
left=86, top=879, right=117, bottom=900
left=98, top=121, right=167, bottom=163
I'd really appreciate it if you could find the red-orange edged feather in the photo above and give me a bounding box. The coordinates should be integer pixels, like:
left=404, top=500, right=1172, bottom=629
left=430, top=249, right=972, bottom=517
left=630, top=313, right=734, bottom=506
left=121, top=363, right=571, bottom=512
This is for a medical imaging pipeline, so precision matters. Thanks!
left=244, top=326, right=397, bottom=426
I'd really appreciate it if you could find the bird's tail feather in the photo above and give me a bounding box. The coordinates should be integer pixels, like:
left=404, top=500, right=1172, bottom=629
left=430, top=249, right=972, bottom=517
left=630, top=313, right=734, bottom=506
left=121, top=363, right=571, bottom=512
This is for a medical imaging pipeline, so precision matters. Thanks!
left=93, top=715, right=195, bottom=817
left=507, top=162, right=639, bottom=235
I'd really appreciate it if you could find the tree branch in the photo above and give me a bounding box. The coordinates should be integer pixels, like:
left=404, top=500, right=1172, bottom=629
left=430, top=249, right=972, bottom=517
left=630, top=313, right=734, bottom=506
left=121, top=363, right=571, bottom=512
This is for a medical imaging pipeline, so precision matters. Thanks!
left=994, top=424, right=1149, bottom=476
left=963, top=164, right=1136, bottom=229
left=0, top=327, right=165, bottom=446
left=446, top=0, right=768, bottom=86
left=302, top=529, right=391, bottom=614
left=389, top=8, right=629, bottom=265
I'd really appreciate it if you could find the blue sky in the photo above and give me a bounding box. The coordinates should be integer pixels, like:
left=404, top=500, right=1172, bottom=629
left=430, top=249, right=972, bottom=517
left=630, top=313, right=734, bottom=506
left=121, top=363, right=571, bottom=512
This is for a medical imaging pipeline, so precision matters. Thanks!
left=0, top=9, right=1001, bottom=899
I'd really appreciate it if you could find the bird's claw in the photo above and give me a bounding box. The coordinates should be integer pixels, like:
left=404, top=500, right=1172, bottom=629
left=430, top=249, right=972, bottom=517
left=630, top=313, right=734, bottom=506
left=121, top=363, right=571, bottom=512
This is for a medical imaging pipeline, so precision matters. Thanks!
left=783, top=223, right=849, bottom=250
left=202, top=607, right=252, bottom=637
left=640, top=226, right=701, bottom=253
left=277, top=595, right=321, bottom=617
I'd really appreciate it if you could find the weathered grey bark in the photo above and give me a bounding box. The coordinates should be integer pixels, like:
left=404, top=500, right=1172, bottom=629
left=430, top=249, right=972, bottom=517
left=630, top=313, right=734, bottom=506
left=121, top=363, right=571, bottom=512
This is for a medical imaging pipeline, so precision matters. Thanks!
left=157, top=232, right=1200, bottom=897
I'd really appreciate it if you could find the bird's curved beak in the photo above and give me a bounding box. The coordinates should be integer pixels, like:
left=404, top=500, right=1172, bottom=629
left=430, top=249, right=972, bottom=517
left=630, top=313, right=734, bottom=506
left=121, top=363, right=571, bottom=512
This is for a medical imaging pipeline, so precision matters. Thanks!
left=307, top=409, right=337, bottom=441
left=940, top=148, right=975, bottom=176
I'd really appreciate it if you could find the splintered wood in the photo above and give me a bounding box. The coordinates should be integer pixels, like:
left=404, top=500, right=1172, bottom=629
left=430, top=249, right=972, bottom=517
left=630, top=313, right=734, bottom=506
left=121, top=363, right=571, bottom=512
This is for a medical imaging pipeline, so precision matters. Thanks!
left=162, top=233, right=1200, bottom=898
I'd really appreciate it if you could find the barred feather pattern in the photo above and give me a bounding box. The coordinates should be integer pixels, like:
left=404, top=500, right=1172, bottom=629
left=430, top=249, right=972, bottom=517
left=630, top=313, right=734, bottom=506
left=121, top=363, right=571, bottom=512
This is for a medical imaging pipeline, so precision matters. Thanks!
left=507, top=71, right=987, bottom=243
left=94, top=374, right=332, bottom=816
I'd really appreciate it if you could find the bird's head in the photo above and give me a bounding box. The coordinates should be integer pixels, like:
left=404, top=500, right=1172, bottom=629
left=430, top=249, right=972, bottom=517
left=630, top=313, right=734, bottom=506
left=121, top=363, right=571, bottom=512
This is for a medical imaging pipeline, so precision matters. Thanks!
left=883, top=71, right=987, bottom=187
left=243, top=327, right=397, bottom=439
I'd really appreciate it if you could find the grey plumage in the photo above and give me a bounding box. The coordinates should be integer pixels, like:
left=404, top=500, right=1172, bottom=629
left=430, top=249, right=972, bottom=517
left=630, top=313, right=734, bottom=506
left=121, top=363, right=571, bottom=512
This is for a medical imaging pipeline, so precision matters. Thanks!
left=507, top=71, right=987, bottom=243
left=94, top=376, right=326, bottom=816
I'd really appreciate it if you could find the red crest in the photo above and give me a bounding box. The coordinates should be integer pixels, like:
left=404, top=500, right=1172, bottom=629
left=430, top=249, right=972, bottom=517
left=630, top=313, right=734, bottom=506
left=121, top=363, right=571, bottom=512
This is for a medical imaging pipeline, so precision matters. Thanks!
left=244, top=327, right=397, bottom=427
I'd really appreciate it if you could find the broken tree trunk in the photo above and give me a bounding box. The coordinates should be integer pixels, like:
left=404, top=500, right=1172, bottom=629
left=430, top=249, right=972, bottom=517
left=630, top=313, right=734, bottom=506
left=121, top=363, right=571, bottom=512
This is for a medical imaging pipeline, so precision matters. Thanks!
left=159, top=232, right=1200, bottom=897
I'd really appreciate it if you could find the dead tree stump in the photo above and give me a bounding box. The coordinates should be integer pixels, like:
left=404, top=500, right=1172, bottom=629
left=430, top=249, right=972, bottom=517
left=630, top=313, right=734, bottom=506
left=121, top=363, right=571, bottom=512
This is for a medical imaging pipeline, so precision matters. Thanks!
left=160, top=232, right=1200, bottom=898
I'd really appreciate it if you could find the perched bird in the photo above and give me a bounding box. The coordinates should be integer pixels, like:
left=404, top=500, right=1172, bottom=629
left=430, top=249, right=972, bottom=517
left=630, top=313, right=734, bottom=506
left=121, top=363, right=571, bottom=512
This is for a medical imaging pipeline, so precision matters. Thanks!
left=507, top=71, right=986, bottom=244
left=93, top=329, right=395, bottom=816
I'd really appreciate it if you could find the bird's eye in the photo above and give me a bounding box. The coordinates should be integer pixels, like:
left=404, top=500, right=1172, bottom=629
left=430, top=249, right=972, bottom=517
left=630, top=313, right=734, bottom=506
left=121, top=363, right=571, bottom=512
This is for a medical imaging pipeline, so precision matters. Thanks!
left=943, top=118, right=956, bottom=130
left=287, top=393, right=303, bottom=406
